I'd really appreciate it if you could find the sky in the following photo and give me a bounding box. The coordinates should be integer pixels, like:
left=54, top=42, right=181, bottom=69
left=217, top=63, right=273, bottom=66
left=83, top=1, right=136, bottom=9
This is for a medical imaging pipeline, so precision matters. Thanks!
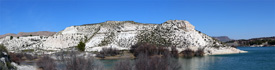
left=0, top=0, right=274, bottom=39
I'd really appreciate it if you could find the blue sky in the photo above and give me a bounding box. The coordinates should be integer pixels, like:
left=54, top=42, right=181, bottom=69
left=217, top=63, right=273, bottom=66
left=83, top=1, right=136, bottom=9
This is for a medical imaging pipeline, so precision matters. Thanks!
left=0, top=0, right=274, bottom=39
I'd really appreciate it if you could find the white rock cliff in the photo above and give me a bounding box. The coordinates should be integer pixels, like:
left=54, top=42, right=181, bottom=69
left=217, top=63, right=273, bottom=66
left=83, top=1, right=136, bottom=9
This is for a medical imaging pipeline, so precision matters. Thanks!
left=0, top=20, right=246, bottom=55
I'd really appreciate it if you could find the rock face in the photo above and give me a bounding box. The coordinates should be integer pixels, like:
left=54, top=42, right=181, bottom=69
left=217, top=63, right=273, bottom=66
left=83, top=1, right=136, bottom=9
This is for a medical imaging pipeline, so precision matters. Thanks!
left=0, top=20, right=246, bottom=55
left=0, top=31, right=56, bottom=39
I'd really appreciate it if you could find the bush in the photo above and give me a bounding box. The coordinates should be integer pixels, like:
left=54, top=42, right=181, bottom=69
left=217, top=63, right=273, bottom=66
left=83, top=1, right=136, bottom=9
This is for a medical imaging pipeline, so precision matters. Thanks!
left=9, top=53, right=22, bottom=64
left=0, top=45, right=8, bottom=55
left=170, top=47, right=179, bottom=58
left=10, top=36, right=13, bottom=40
left=97, top=47, right=120, bottom=58
left=180, top=48, right=205, bottom=57
left=0, top=45, right=9, bottom=60
left=130, top=42, right=164, bottom=57
left=0, top=45, right=16, bottom=70
left=76, top=41, right=85, bottom=51
left=64, top=52, right=104, bottom=70
left=194, top=48, right=204, bottom=56
left=9, top=53, right=37, bottom=64
left=37, top=56, right=56, bottom=70
left=130, top=42, right=181, bottom=58
left=180, top=48, right=195, bottom=57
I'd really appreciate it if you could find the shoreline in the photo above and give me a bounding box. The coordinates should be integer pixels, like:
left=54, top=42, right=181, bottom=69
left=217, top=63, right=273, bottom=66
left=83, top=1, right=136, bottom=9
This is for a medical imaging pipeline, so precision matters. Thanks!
left=207, top=50, right=248, bottom=55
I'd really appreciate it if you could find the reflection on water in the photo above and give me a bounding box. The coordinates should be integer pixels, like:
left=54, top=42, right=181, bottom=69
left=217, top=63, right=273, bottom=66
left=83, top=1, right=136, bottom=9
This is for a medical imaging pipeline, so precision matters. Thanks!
left=100, top=56, right=223, bottom=70
left=178, top=56, right=219, bottom=70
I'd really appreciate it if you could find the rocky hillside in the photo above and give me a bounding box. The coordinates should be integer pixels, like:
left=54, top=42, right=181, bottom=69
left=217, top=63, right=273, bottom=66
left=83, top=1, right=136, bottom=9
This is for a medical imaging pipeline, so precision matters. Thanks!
left=213, top=36, right=232, bottom=42
left=226, top=36, right=275, bottom=47
left=0, top=31, right=56, bottom=39
left=0, top=20, right=245, bottom=55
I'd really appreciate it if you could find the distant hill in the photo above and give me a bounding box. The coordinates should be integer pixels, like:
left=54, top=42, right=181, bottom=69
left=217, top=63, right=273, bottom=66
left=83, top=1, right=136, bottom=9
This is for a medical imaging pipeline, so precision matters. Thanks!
left=212, top=36, right=232, bottom=42
left=0, top=31, right=56, bottom=39
left=226, top=36, right=275, bottom=47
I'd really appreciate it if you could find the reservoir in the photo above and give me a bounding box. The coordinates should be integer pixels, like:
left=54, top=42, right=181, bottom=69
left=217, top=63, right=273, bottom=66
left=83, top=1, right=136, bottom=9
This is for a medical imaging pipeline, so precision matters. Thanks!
left=101, top=47, right=275, bottom=70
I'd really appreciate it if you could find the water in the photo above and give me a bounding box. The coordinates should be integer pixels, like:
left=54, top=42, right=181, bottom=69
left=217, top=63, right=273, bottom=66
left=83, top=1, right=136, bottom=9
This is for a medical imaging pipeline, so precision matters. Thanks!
left=101, top=47, right=275, bottom=70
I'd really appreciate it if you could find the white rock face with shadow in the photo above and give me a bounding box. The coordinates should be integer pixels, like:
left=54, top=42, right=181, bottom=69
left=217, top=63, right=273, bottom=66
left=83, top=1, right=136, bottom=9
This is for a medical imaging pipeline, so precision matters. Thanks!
left=0, top=20, right=246, bottom=55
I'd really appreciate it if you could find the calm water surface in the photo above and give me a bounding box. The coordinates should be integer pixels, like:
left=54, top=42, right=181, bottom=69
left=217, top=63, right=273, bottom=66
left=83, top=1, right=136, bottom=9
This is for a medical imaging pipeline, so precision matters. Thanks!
left=101, top=47, right=275, bottom=70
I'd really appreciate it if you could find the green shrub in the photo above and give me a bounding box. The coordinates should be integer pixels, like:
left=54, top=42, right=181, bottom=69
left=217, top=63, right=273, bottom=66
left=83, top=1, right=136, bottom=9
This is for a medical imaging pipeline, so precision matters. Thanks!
left=0, top=45, right=16, bottom=70
left=0, top=45, right=8, bottom=53
left=21, top=49, right=34, bottom=52
left=76, top=41, right=85, bottom=51
left=10, top=36, right=13, bottom=40
left=0, top=45, right=8, bottom=57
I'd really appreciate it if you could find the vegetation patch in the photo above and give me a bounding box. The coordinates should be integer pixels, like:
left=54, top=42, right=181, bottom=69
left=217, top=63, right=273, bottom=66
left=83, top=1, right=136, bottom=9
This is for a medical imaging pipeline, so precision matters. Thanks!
left=9, top=53, right=37, bottom=64
left=180, top=48, right=195, bottom=57
left=76, top=41, right=85, bottom=51
left=37, top=56, right=56, bottom=70
left=0, top=45, right=17, bottom=70
left=60, top=51, right=104, bottom=70
left=10, top=36, right=13, bottom=40
left=96, top=47, right=120, bottom=58
left=137, top=30, right=172, bottom=47
left=98, top=32, right=115, bottom=46
left=180, top=48, right=205, bottom=58
left=0, top=45, right=8, bottom=54
left=194, top=48, right=205, bottom=56
left=130, top=42, right=179, bottom=58
left=21, top=49, right=35, bottom=52
left=84, top=27, right=100, bottom=43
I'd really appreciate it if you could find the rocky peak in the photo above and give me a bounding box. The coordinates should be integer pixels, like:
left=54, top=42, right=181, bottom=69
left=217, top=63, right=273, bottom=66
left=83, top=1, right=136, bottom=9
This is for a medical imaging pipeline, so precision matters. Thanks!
left=163, top=20, right=195, bottom=32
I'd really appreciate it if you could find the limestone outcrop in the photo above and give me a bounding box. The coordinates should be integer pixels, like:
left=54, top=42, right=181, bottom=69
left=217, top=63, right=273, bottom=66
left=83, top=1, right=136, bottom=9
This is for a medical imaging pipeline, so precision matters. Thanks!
left=0, top=20, right=246, bottom=55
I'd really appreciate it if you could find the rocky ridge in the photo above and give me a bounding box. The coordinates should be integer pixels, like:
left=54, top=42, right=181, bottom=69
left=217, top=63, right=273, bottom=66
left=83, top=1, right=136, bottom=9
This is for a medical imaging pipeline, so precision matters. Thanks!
left=213, top=36, right=232, bottom=42
left=0, top=20, right=246, bottom=55
left=226, top=36, right=275, bottom=47
left=0, top=31, right=56, bottom=39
